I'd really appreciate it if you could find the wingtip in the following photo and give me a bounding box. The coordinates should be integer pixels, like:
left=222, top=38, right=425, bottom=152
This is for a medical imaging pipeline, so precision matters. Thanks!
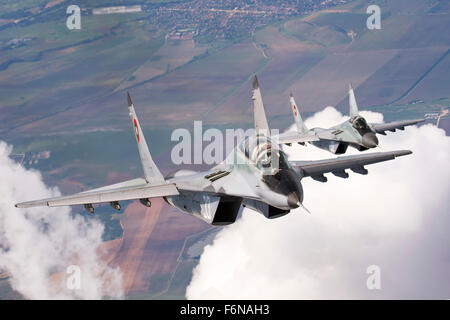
left=252, top=75, right=259, bottom=90
left=394, top=150, right=413, bottom=157
left=289, top=91, right=293, bottom=98
left=127, top=91, right=133, bottom=107
left=349, top=82, right=353, bottom=91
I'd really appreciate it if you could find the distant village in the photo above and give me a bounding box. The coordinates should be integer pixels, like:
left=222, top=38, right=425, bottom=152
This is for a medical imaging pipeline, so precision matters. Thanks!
left=0, top=1, right=350, bottom=44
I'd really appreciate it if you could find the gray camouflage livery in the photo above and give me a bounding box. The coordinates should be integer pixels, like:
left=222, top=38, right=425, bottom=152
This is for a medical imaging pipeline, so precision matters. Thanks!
left=16, top=76, right=412, bottom=225
left=279, top=85, right=424, bottom=154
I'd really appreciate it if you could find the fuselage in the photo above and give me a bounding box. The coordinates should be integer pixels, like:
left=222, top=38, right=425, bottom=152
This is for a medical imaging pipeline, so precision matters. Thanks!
left=164, top=135, right=303, bottom=221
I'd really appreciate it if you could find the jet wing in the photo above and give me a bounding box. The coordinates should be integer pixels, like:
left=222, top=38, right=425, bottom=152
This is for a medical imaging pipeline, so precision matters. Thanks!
left=15, top=167, right=261, bottom=209
left=15, top=178, right=179, bottom=208
left=371, top=119, right=424, bottom=135
left=290, top=150, right=411, bottom=182
left=276, top=131, right=320, bottom=145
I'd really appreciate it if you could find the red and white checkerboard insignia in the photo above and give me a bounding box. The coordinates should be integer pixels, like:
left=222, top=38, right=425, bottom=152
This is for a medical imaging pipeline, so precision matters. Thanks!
left=293, top=105, right=298, bottom=117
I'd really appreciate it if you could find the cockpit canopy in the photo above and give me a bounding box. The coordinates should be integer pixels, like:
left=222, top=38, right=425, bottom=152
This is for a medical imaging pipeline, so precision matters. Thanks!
left=239, top=135, right=290, bottom=172
left=351, top=116, right=369, bottom=131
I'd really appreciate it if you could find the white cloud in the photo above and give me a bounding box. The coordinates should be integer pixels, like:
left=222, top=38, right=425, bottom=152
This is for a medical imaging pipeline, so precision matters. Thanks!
left=0, top=141, right=123, bottom=299
left=186, top=107, right=450, bottom=299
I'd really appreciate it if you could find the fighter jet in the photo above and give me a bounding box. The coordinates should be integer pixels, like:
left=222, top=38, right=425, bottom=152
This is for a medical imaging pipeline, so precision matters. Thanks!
left=15, top=76, right=412, bottom=224
left=279, top=85, right=424, bottom=154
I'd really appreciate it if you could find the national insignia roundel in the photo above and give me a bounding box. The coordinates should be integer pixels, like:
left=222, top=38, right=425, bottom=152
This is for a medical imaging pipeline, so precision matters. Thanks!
left=134, top=119, right=140, bottom=142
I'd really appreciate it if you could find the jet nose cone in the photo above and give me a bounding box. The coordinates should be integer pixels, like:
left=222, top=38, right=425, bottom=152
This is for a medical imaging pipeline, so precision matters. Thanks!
left=287, top=192, right=300, bottom=209
left=362, top=133, right=378, bottom=148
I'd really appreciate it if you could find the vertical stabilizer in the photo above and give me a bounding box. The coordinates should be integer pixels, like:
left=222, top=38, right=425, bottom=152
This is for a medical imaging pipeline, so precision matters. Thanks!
left=127, top=92, right=165, bottom=184
left=289, top=92, right=309, bottom=134
left=252, top=75, right=270, bottom=136
left=348, top=83, right=359, bottom=118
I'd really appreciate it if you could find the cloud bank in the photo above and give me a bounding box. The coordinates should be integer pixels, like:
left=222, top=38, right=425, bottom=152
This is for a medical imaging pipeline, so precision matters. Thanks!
left=0, top=141, right=123, bottom=299
left=186, top=107, right=450, bottom=299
